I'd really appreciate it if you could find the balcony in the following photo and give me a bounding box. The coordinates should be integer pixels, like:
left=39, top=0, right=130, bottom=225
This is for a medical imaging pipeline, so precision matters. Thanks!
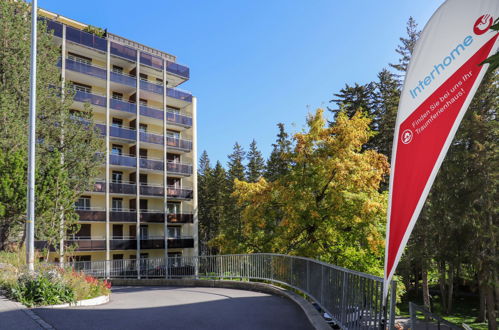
left=167, top=213, right=193, bottom=224
left=76, top=208, right=105, bottom=221
left=167, top=111, right=192, bottom=127
left=167, top=137, right=192, bottom=152
left=167, top=186, right=193, bottom=200
left=110, top=126, right=137, bottom=141
left=110, top=42, right=137, bottom=62
left=140, top=184, right=164, bottom=197
left=66, top=25, right=107, bottom=52
left=110, top=154, right=136, bottom=168
left=35, top=236, right=194, bottom=252
left=166, top=61, right=190, bottom=79
left=65, top=58, right=106, bottom=80
left=140, top=80, right=163, bottom=95
left=140, top=157, right=164, bottom=171
left=111, top=71, right=137, bottom=88
left=74, top=90, right=106, bottom=108
left=167, top=88, right=192, bottom=103
left=167, top=162, right=193, bottom=176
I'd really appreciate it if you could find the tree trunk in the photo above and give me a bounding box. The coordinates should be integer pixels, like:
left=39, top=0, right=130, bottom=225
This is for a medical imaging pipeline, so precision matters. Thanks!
left=477, top=278, right=487, bottom=323
left=439, top=261, right=448, bottom=312
left=422, top=264, right=431, bottom=311
left=446, top=263, right=454, bottom=314
left=485, top=283, right=497, bottom=330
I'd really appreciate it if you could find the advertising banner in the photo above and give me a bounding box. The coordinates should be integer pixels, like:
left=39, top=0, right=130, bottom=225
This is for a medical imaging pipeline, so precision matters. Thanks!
left=384, top=0, right=499, bottom=300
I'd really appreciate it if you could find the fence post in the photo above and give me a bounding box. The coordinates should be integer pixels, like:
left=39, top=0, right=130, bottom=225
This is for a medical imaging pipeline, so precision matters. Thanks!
left=306, top=260, right=310, bottom=294
left=389, top=281, right=397, bottom=330
left=341, top=272, right=348, bottom=325
left=409, top=302, right=416, bottom=330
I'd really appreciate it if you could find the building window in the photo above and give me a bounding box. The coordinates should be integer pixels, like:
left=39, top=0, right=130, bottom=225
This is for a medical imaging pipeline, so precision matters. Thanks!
left=168, top=226, right=181, bottom=238
left=68, top=52, right=92, bottom=65
left=112, top=144, right=123, bottom=155
left=140, top=225, right=148, bottom=239
left=139, top=123, right=148, bottom=133
left=112, top=118, right=123, bottom=128
left=167, top=202, right=181, bottom=214
left=167, top=153, right=180, bottom=163
left=72, top=82, right=92, bottom=94
left=167, top=178, right=180, bottom=188
left=112, top=171, right=123, bottom=183
left=112, top=198, right=123, bottom=211
left=112, top=65, right=123, bottom=74
left=112, top=225, right=123, bottom=239
left=166, top=106, right=180, bottom=114
left=139, top=73, right=148, bottom=82
left=139, top=98, right=148, bottom=106
left=74, top=224, right=91, bottom=239
left=166, top=130, right=180, bottom=139
left=75, top=196, right=91, bottom=210
left=112, top=92, right=123, bottom=100
left=113, top=254, right=124, bottom=260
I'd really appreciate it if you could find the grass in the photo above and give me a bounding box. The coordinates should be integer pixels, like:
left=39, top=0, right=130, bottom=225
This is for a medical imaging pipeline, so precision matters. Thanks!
left=398, top=293, right=494, bottom=330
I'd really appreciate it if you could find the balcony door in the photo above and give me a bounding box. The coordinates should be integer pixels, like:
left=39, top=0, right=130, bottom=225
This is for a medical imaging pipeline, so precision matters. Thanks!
left=140, top=225, right=148, bottom=239
left=113, top=224, right=123, bottom=239
left=167, top=202, right=180, bottom=214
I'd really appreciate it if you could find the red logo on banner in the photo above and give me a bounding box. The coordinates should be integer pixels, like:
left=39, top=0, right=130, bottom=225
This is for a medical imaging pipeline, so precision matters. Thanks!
left=401, top=129, right=413, bottom=144
left=474, top=15, right=494, bottom=35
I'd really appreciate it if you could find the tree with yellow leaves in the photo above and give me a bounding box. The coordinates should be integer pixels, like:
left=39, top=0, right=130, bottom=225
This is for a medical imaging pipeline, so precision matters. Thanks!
left=212, top=109, right=389, bottom=275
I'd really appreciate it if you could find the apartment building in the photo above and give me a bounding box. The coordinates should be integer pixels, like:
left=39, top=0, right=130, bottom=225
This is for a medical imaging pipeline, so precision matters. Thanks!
left=35, top=10, right=198, bottom=266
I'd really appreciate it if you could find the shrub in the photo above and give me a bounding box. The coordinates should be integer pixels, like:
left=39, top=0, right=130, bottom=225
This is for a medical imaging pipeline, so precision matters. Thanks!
left=9, top=272, right=75, bottom=307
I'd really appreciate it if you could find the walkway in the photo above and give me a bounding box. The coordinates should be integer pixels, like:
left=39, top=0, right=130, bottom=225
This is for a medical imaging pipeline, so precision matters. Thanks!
left=31, top=286, right=314, bottom=330
left=0, top=295, right=46, bottom=330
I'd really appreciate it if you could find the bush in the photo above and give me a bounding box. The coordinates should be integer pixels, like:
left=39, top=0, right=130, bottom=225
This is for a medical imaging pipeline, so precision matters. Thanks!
left=0, top=251, right=111, bottom=307
left=9, top=272, right=75, bottom=307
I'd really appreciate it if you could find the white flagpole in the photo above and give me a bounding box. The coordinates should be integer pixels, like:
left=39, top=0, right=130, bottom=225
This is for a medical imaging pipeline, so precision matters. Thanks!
left=26, top=0, right=38, bottom=272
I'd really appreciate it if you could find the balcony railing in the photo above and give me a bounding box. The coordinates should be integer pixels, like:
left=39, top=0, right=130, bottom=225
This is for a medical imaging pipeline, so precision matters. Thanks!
left=65, top=58, right=106, bottom=80
left=93, top=181, right=193, bottom=199
left=167, top=137, right=192, bottom=151
left=110, top=154, right=136, bottom=167
left=166, top=61, right=190, bottom=79
left=140, top=80, right=163, bottom=94
left=110, top=41, right=137, bottom=62
left=74, top=90, right=106, bottom=108
left=75, top=208, right=192, bottom=223
left=167, top=186, right=193, bottom=199
left=140, top=157, right=164, bottom=171
left=110, top=125, right=137, bottom=141
left=110, top=71, right=137, bottom=88
left=167, top=162, right=193, bottom=176
left=167, top=111, right=192, bottom=127
left=66, top=25, right=107, bottom=51
left=167, top=88, right=192, bottom=102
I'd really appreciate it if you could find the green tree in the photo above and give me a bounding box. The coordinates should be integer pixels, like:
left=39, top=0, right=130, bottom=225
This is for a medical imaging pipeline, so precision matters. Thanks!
left=265, top=123, right=292, bottom=182
left=329, top=82, right=375, bottom=120
left=389, top=16, right=421, bottom=77
left=0, top=0, right=103, bottom=256
left=246, top=139, right=265, bottom=183
left=217, top=109, right=389, bottom=274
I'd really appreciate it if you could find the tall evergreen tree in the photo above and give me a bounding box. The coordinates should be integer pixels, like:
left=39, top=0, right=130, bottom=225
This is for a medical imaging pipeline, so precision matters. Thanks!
left=227, top=142, right=246, bottom=185
left=265, top=123, right=292, bottom=182
left=329, top=82, right=375, bottom=121
left=246, top=139, right=265, bottom=183
left=389, top=16, right=421, bottom=77
left=369, top=69, right=400, bottom=162
left=0, top=0, right=103, bottom=253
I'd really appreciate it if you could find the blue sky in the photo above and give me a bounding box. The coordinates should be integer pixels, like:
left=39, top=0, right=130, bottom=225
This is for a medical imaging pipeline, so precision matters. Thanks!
left=40, top=0, right=444, bottom=165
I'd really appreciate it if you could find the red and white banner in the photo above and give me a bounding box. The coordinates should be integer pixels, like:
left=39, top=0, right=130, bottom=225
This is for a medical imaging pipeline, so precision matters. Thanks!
left=384, top=0, right=499, bottom=300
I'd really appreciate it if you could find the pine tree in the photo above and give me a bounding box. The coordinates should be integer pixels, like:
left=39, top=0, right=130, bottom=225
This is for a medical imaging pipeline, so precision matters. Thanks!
left=198, top=151, right=212, bottom=255
left=329, top=83, right=375, bottom=121
left=389, top=17, right=421, bottom=77
left=0, top=0, right=103, bottom=252
left=227, top=142, right=246, bottom=186
left=246, top=139, right=265, bottom=183
left=265, top=123, right=292, bottom=182
left=369, top=69, right=400, bottom=162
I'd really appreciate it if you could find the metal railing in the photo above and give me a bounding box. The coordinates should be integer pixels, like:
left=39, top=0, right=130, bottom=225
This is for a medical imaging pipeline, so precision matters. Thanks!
left=409, top=303, right=464, bottom=330
left=65, top=253, right=396, bottom=329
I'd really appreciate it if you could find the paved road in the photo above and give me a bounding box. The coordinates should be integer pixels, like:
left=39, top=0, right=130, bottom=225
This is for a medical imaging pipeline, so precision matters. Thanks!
left=33, top=286, right=314, bottom=330
left=0, top=296, right=43, bottom=330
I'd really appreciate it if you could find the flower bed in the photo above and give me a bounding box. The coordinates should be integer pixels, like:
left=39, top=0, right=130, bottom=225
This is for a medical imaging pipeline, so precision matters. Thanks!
left=0, top=252, right=111, bottom=307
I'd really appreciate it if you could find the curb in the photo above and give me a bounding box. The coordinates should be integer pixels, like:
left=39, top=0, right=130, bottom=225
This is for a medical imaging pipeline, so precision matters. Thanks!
left=40, top=294, right=110, bottom=308
left=110, top=279, right=330, bottom=330
left=0, top=295, right=55, bottom=330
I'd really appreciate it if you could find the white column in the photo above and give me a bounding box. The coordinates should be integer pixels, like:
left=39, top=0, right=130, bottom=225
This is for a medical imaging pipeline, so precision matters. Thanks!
left=162, top=59, right=168, bottom=278
left=105, top=39, right=111, bottom=277
left=135, top=51, right=141, bottom=278
left=192, top=97, right=198, bottom=258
